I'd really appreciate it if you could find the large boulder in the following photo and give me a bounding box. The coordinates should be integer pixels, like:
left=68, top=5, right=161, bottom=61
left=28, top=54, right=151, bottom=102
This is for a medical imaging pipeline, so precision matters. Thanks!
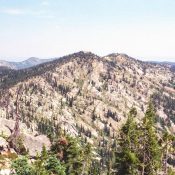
left=23, top=134, right=51, bottom=157
left=0, top=118, right=51, bottom=157
left=0, top=118, right=29, bottom=137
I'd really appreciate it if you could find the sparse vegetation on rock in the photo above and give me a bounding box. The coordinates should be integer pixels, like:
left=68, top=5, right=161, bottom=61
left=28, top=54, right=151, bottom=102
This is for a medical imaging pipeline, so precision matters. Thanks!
left=0, top=52, right=175, bottom=174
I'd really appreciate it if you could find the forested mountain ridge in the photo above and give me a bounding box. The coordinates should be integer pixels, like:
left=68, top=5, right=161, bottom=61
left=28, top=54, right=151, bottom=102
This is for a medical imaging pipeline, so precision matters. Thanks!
left=0, top=51, right=175, bottom=174
left=149, top=61, right=175, bottom=73
left=0, top=51, right=175, bottom=142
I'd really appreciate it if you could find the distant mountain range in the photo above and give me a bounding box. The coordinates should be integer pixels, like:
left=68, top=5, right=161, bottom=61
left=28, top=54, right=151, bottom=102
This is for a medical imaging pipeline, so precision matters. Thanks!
left=162, top=61, right=175, bottom=65
left=149, top=61, right=175, bottom=72
left=150, top=61, right=175, bottom=65
left=0, top=57, right=55, bottom=70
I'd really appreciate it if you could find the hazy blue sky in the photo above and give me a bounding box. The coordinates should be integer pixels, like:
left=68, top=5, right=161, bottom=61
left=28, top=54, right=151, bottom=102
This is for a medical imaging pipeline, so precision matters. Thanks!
left=0, top=0, right=175, bottom=61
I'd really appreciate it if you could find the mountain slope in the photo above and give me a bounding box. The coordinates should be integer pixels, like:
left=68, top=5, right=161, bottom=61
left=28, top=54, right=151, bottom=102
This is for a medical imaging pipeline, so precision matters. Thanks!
left=0, top=52, right=175, bottom=141
left=0, top=51, right=175, bottom=173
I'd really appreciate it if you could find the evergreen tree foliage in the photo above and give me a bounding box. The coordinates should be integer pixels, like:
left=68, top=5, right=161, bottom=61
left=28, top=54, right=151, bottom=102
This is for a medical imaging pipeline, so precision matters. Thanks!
left=81, top=143, right=93, bottom=175
left=140, top=102, right=161, bottom=175
left=116, top=103, right=163, bottom=175
left=45, top=155, right=66, bottom=175
left=11, top=156, right=33, bottom=175
left=116, top=107, right=139, bottom=175
left=11, top=146, right=66, bottom=175
left=161, top=132, right=175, bottom=174
left=51, top=135, right=94, bottom=175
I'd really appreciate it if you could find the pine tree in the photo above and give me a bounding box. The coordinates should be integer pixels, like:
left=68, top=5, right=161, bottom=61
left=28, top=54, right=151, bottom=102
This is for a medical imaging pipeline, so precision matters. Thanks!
left=64, top=136, right=84, bottom=175
left=116, top=108, right=140, bottom=175
left=41, top=145, right=48, bottom=161
left=161, top=132, right=175, bottom=174
left=140, top=102, right=161, bottom=175
left=45, top=155, right=66, bottom=175
left=81, top=142, right=93, bottom=175
left=33, top=152, right=48, bottom=175
left=11, top=156, right=33, bottom=175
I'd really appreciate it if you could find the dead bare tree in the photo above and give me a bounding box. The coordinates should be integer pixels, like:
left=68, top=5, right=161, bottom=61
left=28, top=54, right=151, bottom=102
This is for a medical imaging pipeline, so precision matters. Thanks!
left=8, top=85, right=25, bottom=153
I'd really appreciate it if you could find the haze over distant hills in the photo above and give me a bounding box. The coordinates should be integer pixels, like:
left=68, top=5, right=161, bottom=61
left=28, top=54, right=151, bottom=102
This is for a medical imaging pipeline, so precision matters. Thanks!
left=0, top=57, right=55, bottom=70
left=149, top=61, right=175, bottom=72
left=150, top=61, right=175, bottom=65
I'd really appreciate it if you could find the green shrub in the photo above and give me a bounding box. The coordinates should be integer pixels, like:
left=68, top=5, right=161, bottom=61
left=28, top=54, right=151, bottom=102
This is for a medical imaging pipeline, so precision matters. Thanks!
left=11, top=156, right=33, bottom=175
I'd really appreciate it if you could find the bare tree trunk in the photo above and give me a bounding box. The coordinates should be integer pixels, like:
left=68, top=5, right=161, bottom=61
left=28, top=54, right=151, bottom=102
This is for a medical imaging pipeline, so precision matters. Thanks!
left=5, top=93, right=10, bottom=119
left=8, top=86, right=22, bottom=149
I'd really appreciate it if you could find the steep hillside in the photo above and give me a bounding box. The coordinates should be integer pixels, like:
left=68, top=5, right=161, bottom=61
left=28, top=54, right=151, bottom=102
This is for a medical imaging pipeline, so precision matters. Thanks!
left=0, top=51, right=175, bottom=174
left=0, top=51, right=175, bottom=139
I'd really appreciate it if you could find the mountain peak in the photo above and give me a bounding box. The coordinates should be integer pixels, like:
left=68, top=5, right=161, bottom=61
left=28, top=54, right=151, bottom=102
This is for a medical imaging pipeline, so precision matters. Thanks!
left=26, top=57, right=40, bottom=62
left=69, top=51, right=99, bottom=59
left=104, top=53, right=138, bottom=65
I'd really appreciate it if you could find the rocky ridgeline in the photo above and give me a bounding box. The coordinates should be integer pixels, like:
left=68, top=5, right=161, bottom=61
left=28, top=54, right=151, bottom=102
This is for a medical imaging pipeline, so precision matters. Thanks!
left=0, top=51, right=175, bottom=171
